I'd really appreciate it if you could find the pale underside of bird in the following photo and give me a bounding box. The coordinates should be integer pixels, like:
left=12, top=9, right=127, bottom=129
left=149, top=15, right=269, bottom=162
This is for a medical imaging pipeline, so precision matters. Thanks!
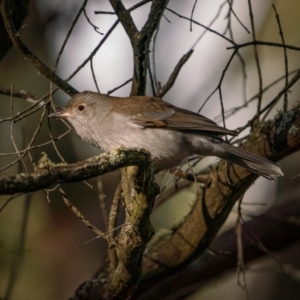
left=49, top=91, right=283, bottom=180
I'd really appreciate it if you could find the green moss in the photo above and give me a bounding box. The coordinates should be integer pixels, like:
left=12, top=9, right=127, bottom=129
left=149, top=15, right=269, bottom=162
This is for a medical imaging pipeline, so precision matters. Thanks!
left=288, top=125, right=299, bottom=136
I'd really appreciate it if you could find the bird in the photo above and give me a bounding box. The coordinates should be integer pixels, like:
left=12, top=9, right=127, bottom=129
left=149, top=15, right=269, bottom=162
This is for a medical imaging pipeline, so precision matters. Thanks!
left=49, top=91, right=283, bottom=180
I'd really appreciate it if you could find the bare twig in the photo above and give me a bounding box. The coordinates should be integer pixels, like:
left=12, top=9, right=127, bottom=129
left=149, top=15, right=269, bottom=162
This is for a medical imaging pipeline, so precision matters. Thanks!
left=90, top=57, right=101, bottom=93
left=107, top=78, right=132, bottom=95
left=97, top=178, right=108, bottom=229
left=235, top=195, right=250, bottom=299
left=83, top=8, right=104, bottom=35
left=190, top=0, right=198, bottom=31
left=227, top=0, right=250, bottom=33
left=108, top=183, right=122, bottom=270
left=59, top=188, right=108, bottom=240
left=247, top=0, right=263, bottom=115
left=0, top=88, right=41, bottom=105
left=272, top=4, right=289, bottom=112
left=54, top=0, right=89, bottom=70
left=227, top=40, right=300, bottom=52
left=166, top=7, right=234, bottom=44
left=234, top=70, right=300, bottom=135
left=157, top=50, right=194, bottom=97
left=190, top=0, right=228, bottom=50
left=214, top=69, right=300, bottom=123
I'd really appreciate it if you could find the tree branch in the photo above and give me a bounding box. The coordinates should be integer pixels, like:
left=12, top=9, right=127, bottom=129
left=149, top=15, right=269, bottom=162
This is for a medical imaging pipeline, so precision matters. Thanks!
left=0, top=148, right=151, bottom=194
left=136, top=199, right=300, bottom=300
left=131, top=0, right=170, bottom=95
left=102, top=166, right=156, bottom=299
left=227, top=40, right=300, bottom=52
left=137, top=103, right=300, bottom=288
left=69, top=103, right=300, bottom=300
left=70, top=159, right=157, bottom=300
left=109, top=0, right=138, bottom=43
left=157, top=49, right=194, bottom=97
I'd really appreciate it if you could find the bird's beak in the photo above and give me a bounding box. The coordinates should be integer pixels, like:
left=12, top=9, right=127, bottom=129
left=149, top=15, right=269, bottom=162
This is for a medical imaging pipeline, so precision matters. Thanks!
left=48, top=110, right=71, bottom=118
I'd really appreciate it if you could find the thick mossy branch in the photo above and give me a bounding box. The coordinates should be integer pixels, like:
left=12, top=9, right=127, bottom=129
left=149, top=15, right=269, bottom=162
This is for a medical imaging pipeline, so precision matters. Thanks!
left=0, top=148, right=151, bottom=194
left=138, top=105, right=300, bottom=286
left=71, top=158, right=156, bottom=300
left=102, top=166, right=156, bottom=299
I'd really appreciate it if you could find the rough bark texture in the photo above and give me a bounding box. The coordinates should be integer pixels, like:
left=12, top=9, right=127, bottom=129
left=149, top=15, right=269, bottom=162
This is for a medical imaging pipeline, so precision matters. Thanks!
left=0, top=148, right=151, bottom=194
left=109, top=0, right=170, bottom=96
left=139, top=108, right=300, bottom=284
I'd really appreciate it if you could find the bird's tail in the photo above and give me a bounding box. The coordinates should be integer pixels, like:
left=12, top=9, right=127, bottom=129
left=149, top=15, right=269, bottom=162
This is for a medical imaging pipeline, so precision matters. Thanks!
left=216, top=142, right=283, bottom=180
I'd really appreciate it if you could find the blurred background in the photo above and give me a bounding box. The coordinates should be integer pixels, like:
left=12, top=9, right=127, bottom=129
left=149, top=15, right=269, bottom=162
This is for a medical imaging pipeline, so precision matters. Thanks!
left=0, top=0, right=300, bottom=299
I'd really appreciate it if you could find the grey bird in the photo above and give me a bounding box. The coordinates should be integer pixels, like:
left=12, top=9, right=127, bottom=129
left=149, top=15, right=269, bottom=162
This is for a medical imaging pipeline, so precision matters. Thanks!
left=49, top=91, right=283, bottom=180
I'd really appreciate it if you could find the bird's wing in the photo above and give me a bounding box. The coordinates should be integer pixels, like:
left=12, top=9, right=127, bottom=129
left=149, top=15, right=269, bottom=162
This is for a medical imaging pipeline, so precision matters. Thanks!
left=163, top=106, right=237, bottom=136
left=119, top=97, right=237, bottom=136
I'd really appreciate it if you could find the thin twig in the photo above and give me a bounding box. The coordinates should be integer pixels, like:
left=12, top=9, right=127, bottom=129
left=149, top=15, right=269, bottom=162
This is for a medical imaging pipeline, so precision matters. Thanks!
left=54, top=0, right=89, bottom=70
left=59, top=188, right=109, bottom=240
left=190, top=0, right=198, bottom=31
left=234, top=69, right=300, bottom=135
left=214, top=69, right=300, bottom=123
left=0, top=88, right=41, bottom=105
left=107, top=78, right=132, bottom=95
left=157, top=50, right=194, bottom=97
left=64, top=19, right=119, bottom=84
left=225, top=1, right=248, bottom=107
left=97, top=178, right=108, bottom=230
left=227, top=40, right=300, bottom=52
left=272, top=4, right=289, bottom=112
left=10, top=89, right=28, bottom=172
left=198, top=48, right=238, bottom=121
left=95, top=0, right=152, bottom=15
left=235, top=195, right=250, bottom=299
left=0, top=130, right=71, bottom=157
left=151, top=22, right=161, bottom=94
left=166, top=7, right=234, bottom=45
left=247, top=0, right=263, bottom=115
left=108, top=183, right=122, bottom=270
left=83, top=8, right=103, bottom=35
left=90, top=57, right=101, bottom=93
left=190, top=0, right=228, bottom=50
left=227, top=0, right=250, bottom=33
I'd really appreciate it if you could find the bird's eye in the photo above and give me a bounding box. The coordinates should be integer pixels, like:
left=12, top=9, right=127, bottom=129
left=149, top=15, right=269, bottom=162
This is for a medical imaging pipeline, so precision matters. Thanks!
left=77, top=104, right=86, bottom=112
